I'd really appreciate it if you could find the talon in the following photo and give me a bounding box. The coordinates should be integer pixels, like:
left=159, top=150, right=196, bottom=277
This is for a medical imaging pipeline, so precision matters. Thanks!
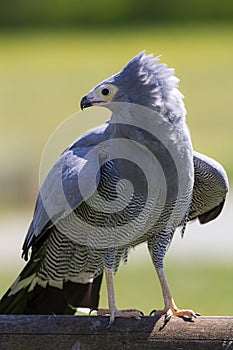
left=89, top=307, right=98, bottom=315
left=149, top=309, right=156, bottom=316
left=164, top=314, right=171, bottom=322
left=106, top=319, right=114, bottom=329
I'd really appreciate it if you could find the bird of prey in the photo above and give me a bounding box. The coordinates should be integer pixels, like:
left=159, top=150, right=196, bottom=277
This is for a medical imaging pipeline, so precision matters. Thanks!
left=0, top=52, right=228, bottom=323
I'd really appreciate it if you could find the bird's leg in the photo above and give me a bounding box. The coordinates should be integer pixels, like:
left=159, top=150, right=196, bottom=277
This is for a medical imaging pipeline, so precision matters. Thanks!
left=96, top=267, right=117, bottom=323
left=148, top=234, right=199, bottom=320
left=152, top=267, right=197, bottom=320
left=96, top=267, right=142, bottom=324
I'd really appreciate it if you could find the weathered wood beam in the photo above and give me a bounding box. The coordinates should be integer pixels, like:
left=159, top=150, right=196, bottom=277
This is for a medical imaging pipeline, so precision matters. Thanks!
left=0, top=315, right=232, bottom=350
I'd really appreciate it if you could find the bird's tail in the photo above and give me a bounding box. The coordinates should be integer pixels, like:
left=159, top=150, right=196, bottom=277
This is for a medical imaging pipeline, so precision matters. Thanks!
left=0, top=258, right=103, bottom=314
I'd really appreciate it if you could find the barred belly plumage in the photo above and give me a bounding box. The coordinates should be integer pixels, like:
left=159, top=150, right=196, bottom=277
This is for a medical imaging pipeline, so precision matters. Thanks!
left=38, top=227, right=105, bottom=285
left=37, top=159, right=191, bottom=287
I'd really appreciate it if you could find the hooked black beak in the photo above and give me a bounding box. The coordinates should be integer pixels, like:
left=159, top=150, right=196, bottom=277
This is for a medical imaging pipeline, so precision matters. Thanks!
left=80, top=95, right=93, bottom=110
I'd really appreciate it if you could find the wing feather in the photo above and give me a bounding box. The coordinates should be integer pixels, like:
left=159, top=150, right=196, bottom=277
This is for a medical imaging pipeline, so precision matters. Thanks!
left=22, top=124, right=109, bottom=259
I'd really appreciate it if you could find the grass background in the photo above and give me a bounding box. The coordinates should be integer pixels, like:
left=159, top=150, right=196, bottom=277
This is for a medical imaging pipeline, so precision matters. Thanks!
left=0, top=24, right=232, bottom=315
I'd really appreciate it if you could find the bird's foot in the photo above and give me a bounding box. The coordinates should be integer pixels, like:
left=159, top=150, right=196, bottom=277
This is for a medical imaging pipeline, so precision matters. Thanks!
left=150, top=304, right=200, bottom=321
left=91, top=308, right=143, bottom=325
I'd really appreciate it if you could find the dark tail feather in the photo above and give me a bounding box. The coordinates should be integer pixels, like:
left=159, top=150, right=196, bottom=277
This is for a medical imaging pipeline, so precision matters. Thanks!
left=0, top=258, right=103, bottom=314
left=198, top=200, right=225, bottom=224
left=0, top=257, right=41, bottom=314
left=23, top=273, right=103, bottom=314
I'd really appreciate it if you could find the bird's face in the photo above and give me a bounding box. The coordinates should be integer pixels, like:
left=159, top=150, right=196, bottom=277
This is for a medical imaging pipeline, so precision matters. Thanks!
left=80, top=51, right=185, bottom=121
left=80, top=83, right=120, bottom=110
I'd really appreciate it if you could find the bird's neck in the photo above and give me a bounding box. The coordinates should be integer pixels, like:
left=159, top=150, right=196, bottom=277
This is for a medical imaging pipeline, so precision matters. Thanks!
left=107, top=104, right=193, bottom=163
left=108, top=103, right=172, bottom=141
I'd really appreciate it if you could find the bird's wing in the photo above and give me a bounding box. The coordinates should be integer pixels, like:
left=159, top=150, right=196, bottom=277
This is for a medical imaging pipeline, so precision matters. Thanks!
left=189, top=151, right=229, bottom=224
left=22, top=123, right=109, bottom=259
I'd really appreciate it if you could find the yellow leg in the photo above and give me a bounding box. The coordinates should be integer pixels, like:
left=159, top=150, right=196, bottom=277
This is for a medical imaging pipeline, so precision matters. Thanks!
left=152, top=267, right=198, bottom=319
left=96, top=267, right=142, bottom=324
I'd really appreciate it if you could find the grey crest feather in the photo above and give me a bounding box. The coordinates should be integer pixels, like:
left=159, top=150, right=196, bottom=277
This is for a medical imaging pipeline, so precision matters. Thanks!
left=106, top=51, right=186, bottom=123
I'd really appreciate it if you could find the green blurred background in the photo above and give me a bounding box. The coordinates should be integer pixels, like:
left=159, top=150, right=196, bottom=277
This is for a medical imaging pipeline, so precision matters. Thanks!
left=0, top=0, right=232, bottom=315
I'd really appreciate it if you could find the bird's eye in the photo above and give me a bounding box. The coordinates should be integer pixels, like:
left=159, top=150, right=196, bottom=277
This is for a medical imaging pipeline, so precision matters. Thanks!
left=101, top=88, right=110, bottom=96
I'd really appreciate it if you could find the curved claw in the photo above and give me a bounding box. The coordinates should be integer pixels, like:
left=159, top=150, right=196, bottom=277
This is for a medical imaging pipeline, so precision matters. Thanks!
left=106, top=318, right=116, bottom=329
left=149, top=309, right=156, bottom=316
left=89, top=307, right=98, bottom=316
left=185, top=311, right=201, bottom=319
left=164, top=314, right=172, bottom=322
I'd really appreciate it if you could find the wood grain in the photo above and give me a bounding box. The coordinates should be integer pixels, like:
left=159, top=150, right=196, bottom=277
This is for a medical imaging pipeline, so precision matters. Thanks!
left=0, top=315, right=232, bottom=350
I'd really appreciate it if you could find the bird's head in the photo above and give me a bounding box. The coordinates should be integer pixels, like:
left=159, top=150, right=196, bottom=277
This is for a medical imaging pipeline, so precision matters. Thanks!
left=80, top=82, right=119, bottom=110
left=80, top=51, right=185, bottom=122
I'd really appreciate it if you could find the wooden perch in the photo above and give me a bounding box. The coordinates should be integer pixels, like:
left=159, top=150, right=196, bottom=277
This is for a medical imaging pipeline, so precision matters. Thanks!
left=0, top=315, right=232, bottom=350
